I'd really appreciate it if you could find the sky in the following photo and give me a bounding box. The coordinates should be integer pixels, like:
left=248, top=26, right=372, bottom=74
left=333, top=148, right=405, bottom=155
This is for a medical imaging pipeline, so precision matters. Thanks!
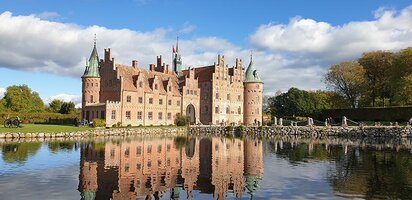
left=0, top=0, right=412, bottom=107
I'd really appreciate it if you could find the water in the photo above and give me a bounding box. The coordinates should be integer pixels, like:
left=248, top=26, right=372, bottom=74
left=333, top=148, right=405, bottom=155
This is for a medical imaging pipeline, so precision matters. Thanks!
left=1, top=135, right=412, bottom=200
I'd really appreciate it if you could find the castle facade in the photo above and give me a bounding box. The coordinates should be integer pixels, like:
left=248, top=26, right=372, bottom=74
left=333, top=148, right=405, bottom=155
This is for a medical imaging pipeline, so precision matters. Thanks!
left=81, top=40, right=263, bottom=127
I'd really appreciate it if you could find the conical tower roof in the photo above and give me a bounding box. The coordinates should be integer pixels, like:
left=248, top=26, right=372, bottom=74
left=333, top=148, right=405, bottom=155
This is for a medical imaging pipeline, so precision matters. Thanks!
left=82, top=39, right=100, bottom=78
left=244, top=55, right=262, bottom=83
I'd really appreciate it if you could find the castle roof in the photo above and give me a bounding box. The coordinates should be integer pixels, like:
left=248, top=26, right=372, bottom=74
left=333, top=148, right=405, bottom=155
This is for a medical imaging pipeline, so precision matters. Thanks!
left=244, top=56, right=262, bottom=83
left=82, top=42, right=100, bottom=78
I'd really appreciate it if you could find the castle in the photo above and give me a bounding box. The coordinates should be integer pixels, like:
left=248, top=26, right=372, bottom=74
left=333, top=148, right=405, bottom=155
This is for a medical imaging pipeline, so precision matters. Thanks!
left=81, top=39, right=263, bottom=126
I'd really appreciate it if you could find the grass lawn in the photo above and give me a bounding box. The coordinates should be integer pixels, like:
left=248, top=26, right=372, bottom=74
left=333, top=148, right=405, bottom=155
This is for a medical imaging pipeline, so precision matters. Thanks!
left=0, top=124, right=93, bottom=133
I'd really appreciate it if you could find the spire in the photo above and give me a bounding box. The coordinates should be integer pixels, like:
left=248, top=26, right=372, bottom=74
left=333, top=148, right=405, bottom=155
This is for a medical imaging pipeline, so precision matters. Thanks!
left=173, top=36, right=183, bottom=75
left=83, top=35, right=101, bottom=78
left=244, top=52, right=262, bottom=83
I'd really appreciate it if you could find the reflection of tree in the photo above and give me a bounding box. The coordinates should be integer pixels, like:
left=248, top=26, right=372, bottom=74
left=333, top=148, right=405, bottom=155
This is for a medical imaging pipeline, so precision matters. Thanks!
left=47, top=141, right=77, bottom=153
left=1, top=142, right=42, bottom=164
left=329, top=148, right=412, bottom=199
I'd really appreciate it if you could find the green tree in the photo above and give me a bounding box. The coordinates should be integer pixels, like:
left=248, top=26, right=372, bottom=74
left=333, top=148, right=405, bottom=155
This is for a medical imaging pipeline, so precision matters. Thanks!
left=47, top=99, right=64, bottom=113
left=3, top=85, right=44, bottom=112
left=324, top=61, right=366, bottom=108
left=392, top=48, right=412, bottom=105
left=59, top=102, right=76, bottom=114
left=2, top=142, right=42, bottom=164
left=358, top=51, right=395, bottom=106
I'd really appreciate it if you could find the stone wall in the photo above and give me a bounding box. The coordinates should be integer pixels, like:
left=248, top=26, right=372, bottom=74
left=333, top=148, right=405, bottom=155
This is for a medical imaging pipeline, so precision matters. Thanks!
left=0, top=127, right=187, bottom=142
left=188, top=126, right=412, bottom=139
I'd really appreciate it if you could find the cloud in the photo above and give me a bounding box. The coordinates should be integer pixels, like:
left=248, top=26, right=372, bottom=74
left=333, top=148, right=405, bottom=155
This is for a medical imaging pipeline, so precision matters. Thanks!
left=1, top=5, right=412, bottom=95
left=0, top=87, right=5, bottom=98
left=46, top=93, right=82, bottom=107
left=32, top=11, right=60, bottom=20
left=178, top=23, right=196, bottom=34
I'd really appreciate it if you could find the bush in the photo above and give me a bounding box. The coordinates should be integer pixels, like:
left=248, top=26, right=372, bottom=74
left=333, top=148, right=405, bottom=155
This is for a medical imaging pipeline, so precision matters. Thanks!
left=116, top=122, right=122, bottom=127
left=175, top=115, right=190, bottom=126
left=226, top=126, right=234, bottom=132
left=93, top=119, right=106, bottom=127
left=236, top=125, right=246, bottom=132
left=112, top=124, right=117, bottom=128
left=0, top=112, right=79, bottom=125
left=127, top=124, right=132, bottom=127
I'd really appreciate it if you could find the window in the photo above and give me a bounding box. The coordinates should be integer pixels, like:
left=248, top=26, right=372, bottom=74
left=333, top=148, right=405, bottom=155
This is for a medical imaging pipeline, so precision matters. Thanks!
left=90, top=95, right=94, bottom=102
left=147, top=145, right=152, bottom=153
left=238, top=107, right=241, bottom=114
left=168, top=100, right=172, bottom=106
left=136, top=163, right=141, bottom=170
left=96, top=83, right=98, bottom=87
left=139, top=81, right=143, bottom=88
left=101, top=111, right=105, bottom=119
left=138, top=97, right=143, bottom=103
left=190, top=90, right=193, bottom=95
left=168, top=86, right=172, bottom=92
left=238, top=95, right=241, bottom=101
left=167, top=113, right=172, bottom=120
left=111, top=110, right=116, bottom=119
left=177, top=100, right=180, bottom=106
left=148, top=112, right=153, bottom=120
left=215, top=106, right=219, bottom=114
left=205, top=106, right=208, bottom=112
left=136, top=146, right=142, bottom=156
left=216, top=93, right=219, bottom=99
left=126, top=111, right=131, bottom=119
left=187, top=89, right=189, bottom=94
left=167, top=144, right=171, bottom=152
left=157, top=145, right=162, bottom=153
left=110, top=149, right=115, bottom=159
left=155, top=84, right=158, bottom=90
left=125, top=164, right=129, bottom=172
left=194, top=91, right=197, bottom=95
left=227, top=94, right=230, bottom=100
left=147, top=161, right=152, bottom=167
left=159, top=99, right=163, bottom=105
left=137, top=111, right=142, bottom=120
left=126, top=95, right=131, bottom=102
left=226, top=107, right=230, bottom=114
left=149, top=98, right=153, bottom=104
left=158, top=112, right=162, bottom=120
left=125, top=147, right=130, bottom=157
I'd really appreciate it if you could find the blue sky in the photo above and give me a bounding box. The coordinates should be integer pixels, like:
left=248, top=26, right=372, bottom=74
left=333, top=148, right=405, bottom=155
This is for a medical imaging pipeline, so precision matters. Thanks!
left=0, top=0, right=412, bottom=106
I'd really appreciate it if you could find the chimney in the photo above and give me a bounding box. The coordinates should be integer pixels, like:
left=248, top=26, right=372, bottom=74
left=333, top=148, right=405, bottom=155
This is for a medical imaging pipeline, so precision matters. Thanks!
left=132, top=60, right=138, bottom=68
left=150, top=64, right=155, bottom=71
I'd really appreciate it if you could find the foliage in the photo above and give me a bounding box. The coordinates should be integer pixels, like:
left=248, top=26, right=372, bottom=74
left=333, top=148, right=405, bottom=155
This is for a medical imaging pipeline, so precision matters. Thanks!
left=0, top=112, right=79, bottom=124
left=236, top=125, right=246, bottom=132
left=0, top=123, right=92, bottom=133
left=225, top=126, right=234, bottom=132
left=269, top=88, right=335, bottom=117
left=59, top=102, right=76, bottom=114
left=93, top=118, right=106, bottom=127
left=392, top=48, right=412, bottom=105
left=358, top=51, right=394, bottom=107
left=175, top=115, right=190, bottom=126
left=324, top=61, right=366, bottom=108
left=3, top=85, right=45, bottom=112
left=47, top=99, right=64, bottom=113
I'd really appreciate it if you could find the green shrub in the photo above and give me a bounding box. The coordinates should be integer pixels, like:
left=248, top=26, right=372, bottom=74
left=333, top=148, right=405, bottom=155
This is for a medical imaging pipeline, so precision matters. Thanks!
left=112, top=124, right=117, bottom=128
left=127, top=124, right=132, bottom=127
left=236, top=125, right=246, bottom=132
left=0, top=112, right=79, bottom=125
left=116, top=122, right=122, bottom=127
left=175, top=115, right=190, bottom=126
left=226, top=126, right=234, bottom=132
left=93, top=119, right=106, bottom=127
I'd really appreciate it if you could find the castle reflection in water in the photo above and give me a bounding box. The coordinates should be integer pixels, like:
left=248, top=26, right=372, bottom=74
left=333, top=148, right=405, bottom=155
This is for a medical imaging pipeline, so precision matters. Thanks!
left=78, top=137, right=264, bottom=200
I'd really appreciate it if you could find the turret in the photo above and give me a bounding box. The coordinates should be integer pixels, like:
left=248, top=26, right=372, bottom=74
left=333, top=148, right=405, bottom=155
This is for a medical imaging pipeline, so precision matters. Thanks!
left=82, top=38, right=101, bottom=120
left=243, top=54, right=263, bottom=126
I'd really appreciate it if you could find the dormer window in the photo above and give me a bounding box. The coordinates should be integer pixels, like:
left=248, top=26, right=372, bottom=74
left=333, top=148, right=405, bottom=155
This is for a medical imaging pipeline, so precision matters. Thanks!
left=168, top=86, right=172, bottom=92
left=139, top=81, right=143, bottom=88
left=155, top=84, right=158, bottom=90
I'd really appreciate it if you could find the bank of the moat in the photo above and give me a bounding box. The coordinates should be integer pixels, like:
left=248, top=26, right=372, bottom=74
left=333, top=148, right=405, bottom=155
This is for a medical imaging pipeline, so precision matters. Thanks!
left=188, top=125, right=412, bottom=139
left=1, top=125, right=412, bottom=141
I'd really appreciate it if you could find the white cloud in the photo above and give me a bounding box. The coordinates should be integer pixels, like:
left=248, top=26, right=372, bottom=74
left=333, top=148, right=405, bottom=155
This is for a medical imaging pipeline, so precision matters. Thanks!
left=46, top=94, right=81, bottom=108
left=0, top=87, right=5, bottom=98
left=0, top=5, right=412, bottom=96
left=178, top=23, right=196, bottom=34
left=32, top=11, right=60, bottom=20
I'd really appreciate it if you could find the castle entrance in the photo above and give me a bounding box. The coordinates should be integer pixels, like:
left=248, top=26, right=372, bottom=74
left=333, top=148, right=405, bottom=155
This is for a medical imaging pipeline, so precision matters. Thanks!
left=186, top=104, right=196, bottom=124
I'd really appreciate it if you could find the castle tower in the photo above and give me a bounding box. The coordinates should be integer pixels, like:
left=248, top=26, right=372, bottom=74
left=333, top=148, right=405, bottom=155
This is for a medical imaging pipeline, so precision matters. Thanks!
left=173, top=37, right=183, bottom=75
left=82, top=38, right=101, bottom=120
left=243, top=54, right=264, bottom=126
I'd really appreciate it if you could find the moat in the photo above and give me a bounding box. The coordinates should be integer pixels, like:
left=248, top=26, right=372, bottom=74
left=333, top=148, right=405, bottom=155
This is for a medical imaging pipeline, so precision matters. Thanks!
left=1, top=134, right=412, bottom=199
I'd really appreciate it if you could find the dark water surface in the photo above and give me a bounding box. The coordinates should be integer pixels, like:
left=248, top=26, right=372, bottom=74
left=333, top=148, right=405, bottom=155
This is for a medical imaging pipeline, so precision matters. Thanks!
left=1, top=135, right=412, bottom=200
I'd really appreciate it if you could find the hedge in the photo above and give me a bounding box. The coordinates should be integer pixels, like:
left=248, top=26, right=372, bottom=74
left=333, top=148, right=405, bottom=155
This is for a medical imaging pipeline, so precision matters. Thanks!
left=316, top=106, right=412, bottom=122
left=0, top=112, right=79, bottom=125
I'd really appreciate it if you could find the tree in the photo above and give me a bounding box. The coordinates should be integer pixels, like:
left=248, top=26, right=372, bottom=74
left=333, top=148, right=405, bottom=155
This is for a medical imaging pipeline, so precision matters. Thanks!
left=47, top=99, right=64, bottom=113
left=391, top=48, right=412, bottom=105
left=358, top=51, right=394, bottom=106
left=324, top=61, right=366, bottom=108
left=3, top=85, right=44, bottom=112
left=59, top=102, right=76, bottom=114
